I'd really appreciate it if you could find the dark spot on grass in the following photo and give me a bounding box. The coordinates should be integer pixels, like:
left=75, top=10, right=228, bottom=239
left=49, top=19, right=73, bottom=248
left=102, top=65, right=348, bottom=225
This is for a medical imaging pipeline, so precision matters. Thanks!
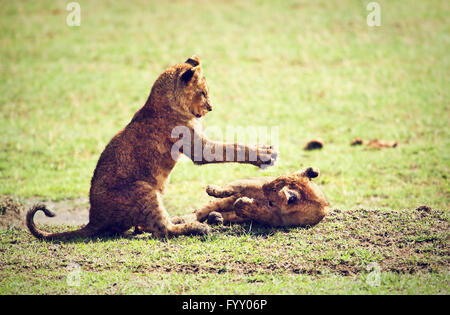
left=416, top=205, right=432, bottom=213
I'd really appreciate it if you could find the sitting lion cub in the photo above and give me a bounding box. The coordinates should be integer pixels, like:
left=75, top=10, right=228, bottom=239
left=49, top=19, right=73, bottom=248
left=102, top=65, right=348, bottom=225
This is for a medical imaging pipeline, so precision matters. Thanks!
left=177, top=167, right=330, bottom=227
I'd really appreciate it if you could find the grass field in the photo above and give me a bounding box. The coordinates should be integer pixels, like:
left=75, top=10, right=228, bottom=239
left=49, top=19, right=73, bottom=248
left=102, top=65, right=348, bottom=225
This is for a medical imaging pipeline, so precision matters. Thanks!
left=0, top=0, right=449, bottom=294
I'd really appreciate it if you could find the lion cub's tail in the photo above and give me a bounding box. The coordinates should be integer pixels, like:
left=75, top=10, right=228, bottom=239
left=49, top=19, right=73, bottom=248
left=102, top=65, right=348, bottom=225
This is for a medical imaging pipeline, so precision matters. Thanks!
left=26, top=204, right=98, bottom=240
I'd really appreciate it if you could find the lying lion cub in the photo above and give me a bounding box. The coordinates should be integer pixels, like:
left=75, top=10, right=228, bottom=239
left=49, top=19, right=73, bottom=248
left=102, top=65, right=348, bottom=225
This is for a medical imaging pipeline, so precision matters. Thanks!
left=174, top=167, right=330, bottom=227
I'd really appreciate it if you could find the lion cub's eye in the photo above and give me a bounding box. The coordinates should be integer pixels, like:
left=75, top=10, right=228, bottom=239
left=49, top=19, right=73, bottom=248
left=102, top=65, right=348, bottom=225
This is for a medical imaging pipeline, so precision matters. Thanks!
left=268, top=201, right=274, bottom=207
left=201, top=91, right=207, bottom=98
left=288, top=195, right=298, bottom=205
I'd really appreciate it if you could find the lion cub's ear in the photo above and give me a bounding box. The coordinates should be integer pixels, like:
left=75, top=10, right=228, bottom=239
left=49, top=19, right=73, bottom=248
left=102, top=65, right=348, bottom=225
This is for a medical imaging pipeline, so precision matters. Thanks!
left=295, top=167, right=320, bottom=179
left=185, top=55, right=201, bottom=67
left=180, top=65, right=201, bottom=83
left=279, top=186, right=299, bottom=205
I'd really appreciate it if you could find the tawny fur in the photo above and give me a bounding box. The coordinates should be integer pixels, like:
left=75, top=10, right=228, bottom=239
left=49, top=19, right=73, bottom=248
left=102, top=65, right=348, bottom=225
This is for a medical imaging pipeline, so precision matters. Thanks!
left=177, top=167, right=329, bottom=227
left=27, top=56, right=277, bottom=240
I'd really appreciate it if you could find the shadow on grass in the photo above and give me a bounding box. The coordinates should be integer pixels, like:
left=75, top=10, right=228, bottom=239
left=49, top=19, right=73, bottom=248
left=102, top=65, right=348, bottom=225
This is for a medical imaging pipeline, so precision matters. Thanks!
left=32, top=221, right=315, bottom=244
left=212, top=221, right=315, bottom=238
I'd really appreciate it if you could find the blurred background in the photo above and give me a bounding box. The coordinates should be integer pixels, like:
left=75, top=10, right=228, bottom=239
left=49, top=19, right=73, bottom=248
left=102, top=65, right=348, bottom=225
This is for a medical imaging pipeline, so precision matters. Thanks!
left=0, top=0, right=448, bottom=214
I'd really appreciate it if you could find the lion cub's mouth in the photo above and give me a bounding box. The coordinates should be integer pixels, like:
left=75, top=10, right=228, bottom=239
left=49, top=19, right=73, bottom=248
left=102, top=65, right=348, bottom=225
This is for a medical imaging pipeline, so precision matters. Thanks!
left=193, top=108, right=211, bottom=118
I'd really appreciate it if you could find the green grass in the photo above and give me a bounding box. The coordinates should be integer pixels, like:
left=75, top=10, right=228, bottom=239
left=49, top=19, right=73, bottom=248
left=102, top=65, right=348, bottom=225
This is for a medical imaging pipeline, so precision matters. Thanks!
left=2, top=270, right=448, bottom=295
left=1, top=207, right=448, bottom=294
left=0, top=0, right=449, bottom=294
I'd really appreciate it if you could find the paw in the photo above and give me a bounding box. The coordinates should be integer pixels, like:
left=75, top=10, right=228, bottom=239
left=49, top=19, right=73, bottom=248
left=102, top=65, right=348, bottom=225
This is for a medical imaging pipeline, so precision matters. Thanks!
left=133, top=226, right=144, bottom=235
left=171, top=216, right=186, bottom=224
left=172, top=214, right=196, bottom=224
left=256, top=145, right=278, bottom=169
left=206, top=185, right=233, bottom=198
left=188, top=222, right=211, bottom=236
left=206, top=211, right=224, bottom=225
left=206, top=185, right=220, bottom=196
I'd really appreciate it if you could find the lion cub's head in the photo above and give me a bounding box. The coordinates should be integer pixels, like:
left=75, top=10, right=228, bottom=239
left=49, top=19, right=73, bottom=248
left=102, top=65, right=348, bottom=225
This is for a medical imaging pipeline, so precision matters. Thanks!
left=261, top=167, right=330, bottom=226
left=150, top=55, right=212, bottom=120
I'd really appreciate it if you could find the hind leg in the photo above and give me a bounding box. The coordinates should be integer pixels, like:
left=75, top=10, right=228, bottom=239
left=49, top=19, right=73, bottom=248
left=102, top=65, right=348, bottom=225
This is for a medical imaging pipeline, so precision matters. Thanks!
left=170, top=194, right=236, bottom=224
left=171, top=196, right=246, bottom=226
left=194, top=196, right=236, bottom=222
left=205, top=210, right=248, bottom=225
left=218, top=211, right=248, bottom=224
left=134, top=214, right=194, bottom=234
left=170, top=213, right=197, bottom=224
left=130, top=181, right=210, bottom=238
left=204, top=197, right=254, bottom=225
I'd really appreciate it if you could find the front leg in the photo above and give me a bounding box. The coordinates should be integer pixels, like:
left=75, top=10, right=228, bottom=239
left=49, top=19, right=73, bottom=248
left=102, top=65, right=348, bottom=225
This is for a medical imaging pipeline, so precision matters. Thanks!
left=183, top=129, right=277, bottom=168
left=206, top=184, right=236, bottom=198
left=194, top=196, right=236, bottom=222
left=201, top=140, right=277, bottom=168
left=129, top=182, right=210, bottom=238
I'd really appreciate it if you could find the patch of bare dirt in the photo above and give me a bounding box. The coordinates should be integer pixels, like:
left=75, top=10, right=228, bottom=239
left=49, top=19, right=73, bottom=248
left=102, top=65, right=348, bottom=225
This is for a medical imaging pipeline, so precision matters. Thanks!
left=0, top=196, right=89, bottom=229
left=0, top=197, right=25, bottom=229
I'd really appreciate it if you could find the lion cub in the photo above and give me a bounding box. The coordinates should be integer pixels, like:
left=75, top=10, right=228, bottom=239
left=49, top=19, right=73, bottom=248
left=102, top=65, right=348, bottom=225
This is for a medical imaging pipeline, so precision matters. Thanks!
left=27, top=56, right=277, bottom=240
left=183, top=167, right=329, bottom=227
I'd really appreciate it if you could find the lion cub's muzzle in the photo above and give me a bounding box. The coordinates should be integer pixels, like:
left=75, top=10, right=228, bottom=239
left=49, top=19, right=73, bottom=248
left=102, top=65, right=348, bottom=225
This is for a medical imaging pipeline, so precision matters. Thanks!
left=196, top=102, right=212, bottom=117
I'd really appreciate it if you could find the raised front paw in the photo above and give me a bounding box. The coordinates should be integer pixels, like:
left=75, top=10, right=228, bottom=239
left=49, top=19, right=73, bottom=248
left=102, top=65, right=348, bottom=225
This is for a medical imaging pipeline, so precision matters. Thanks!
left=256, top=145, right=278, bottom=169
left=206, top=185, right=234, bottom=198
